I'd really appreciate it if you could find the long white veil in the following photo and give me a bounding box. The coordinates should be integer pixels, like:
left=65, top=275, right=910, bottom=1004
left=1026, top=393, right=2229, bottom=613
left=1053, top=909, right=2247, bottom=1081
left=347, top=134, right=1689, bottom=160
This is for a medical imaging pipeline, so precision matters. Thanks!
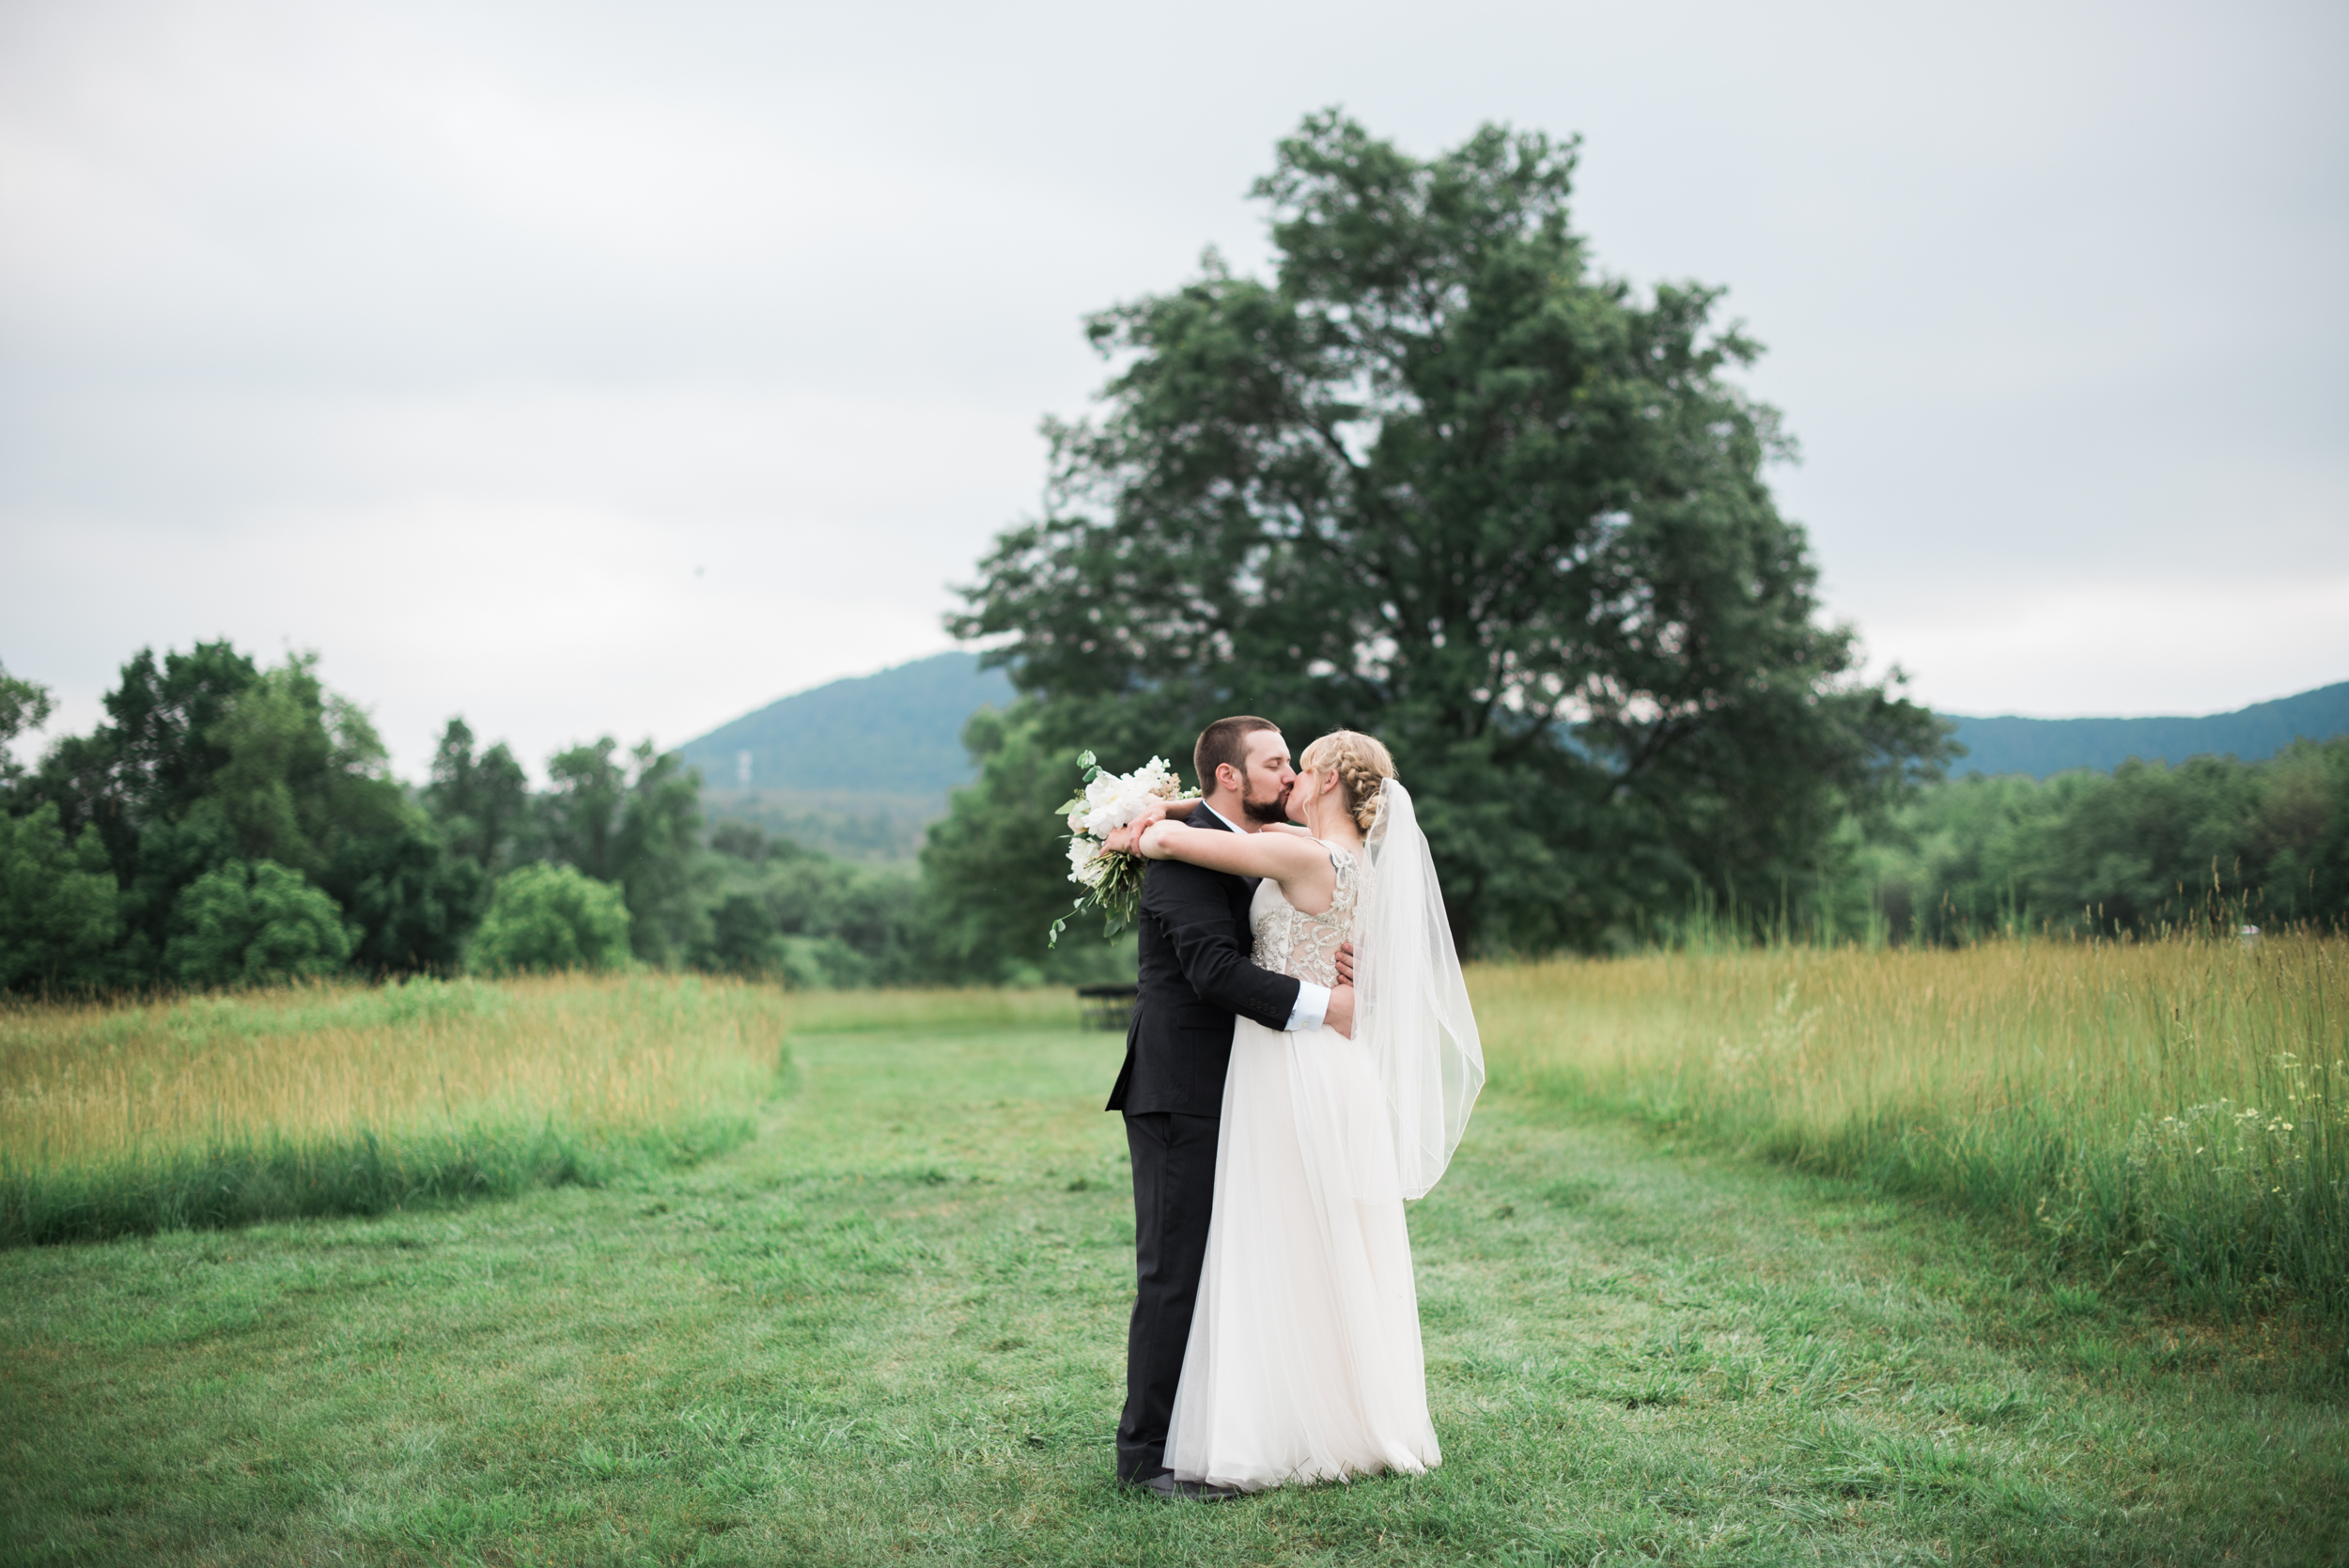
left=1355, top=779, right=1485, bottom=1200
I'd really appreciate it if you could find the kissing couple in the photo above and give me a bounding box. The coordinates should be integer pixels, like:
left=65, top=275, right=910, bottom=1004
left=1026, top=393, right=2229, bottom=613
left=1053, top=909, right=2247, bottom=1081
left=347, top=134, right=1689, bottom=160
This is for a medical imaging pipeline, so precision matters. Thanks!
left=1101, top=716, right=1485, bottom=1499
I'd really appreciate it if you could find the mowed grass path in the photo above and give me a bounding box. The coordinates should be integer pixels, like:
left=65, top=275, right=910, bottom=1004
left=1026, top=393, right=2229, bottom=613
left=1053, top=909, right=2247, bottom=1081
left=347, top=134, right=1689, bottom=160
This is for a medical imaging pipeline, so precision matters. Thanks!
left=3, top=1018, right=2344, bottom=1566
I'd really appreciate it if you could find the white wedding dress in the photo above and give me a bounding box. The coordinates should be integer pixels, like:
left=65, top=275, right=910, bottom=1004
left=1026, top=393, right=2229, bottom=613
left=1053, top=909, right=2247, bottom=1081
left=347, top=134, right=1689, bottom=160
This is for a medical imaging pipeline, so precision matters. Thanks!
left=1164, top=843, right=1442, bottom=1491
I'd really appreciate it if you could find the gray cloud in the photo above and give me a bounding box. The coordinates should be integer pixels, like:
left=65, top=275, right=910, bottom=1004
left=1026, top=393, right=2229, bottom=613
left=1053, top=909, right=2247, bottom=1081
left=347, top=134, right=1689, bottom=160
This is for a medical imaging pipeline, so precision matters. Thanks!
left=3, top=0, right=2342, bottom=777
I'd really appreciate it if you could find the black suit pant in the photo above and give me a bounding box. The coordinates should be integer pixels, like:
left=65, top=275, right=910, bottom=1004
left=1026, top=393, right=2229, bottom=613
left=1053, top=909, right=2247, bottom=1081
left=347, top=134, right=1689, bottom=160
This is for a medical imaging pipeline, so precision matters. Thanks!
left=1115, top=1110, right=1219, bottom=1483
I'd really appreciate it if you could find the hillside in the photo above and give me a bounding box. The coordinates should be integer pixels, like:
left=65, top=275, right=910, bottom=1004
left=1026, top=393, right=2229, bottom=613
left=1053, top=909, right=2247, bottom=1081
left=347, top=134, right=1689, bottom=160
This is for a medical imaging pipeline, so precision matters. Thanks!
left=677, top=653, right=1015, bottom=860
left=679, top=652, right=1015, bottom=800
left=1945, top=680, right=2349, bottom=779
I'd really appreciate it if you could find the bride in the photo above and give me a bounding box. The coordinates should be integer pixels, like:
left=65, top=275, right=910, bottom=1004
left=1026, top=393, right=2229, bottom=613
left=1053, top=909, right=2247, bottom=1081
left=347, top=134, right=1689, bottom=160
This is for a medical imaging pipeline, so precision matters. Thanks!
left=1108, top=730, right=1485, bottom=1492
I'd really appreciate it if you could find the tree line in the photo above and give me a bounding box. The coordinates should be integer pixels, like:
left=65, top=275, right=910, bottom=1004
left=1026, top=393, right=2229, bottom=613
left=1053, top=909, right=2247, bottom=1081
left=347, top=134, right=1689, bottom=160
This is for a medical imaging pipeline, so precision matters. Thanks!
left=0, top=644, right=984, bottom=994
left=4, top=635, right=2341, bottom=999
left=1848, top=738, right=2349, bottom=942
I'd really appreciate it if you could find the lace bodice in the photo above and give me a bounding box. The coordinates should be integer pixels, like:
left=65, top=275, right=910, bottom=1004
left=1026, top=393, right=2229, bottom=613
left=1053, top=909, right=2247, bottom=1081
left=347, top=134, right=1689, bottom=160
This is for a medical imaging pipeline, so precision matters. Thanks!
left=1249, top=844, right=1361, bottom=987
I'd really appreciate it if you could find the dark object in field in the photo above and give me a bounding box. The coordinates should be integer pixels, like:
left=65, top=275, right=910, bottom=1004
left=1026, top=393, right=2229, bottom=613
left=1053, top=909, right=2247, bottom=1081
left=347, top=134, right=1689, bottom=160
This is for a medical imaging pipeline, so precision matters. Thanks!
left=1076, top=984, right=1139, bottom=1032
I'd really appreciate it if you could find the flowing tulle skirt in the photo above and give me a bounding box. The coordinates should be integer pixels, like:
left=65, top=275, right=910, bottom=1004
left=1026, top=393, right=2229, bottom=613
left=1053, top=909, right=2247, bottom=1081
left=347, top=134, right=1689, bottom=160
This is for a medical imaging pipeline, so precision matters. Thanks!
left=1165, top=1017, right=1439, bottom=1491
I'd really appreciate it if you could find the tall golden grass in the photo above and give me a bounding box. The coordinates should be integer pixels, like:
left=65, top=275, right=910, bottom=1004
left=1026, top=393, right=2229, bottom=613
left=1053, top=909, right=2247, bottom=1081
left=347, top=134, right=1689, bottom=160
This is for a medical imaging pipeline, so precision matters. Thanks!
left=1, top=974, right=785, bottom=1171
left=0, top=974, right=795, bottom=1243
left=1471, top=932, right=2349, bottom=1319
left=17, top=941, right=2336, bottom=1324
left=0, top=975, right=1090, bottom=1246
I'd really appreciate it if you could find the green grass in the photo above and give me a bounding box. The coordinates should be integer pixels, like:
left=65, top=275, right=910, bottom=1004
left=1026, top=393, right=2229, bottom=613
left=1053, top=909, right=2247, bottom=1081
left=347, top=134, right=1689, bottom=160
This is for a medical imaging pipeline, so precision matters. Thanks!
left=0, top=1114, right=756, bottom=1248
left=4, top=1009, right=2343, bottom=1565
left=1473, top=934, right=2349, bottom=1326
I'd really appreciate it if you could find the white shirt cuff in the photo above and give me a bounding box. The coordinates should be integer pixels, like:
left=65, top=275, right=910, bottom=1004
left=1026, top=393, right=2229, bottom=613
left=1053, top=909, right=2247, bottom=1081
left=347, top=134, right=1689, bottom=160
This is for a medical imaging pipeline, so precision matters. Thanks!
left=1284, top=982, right=1330, bottom=1032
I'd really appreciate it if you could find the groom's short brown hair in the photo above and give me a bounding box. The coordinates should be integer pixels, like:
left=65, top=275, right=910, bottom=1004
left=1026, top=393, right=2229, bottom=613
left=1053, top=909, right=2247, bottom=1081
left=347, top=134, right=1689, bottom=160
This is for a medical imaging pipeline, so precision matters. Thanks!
left=1194, top=716, right=1281, bottom=793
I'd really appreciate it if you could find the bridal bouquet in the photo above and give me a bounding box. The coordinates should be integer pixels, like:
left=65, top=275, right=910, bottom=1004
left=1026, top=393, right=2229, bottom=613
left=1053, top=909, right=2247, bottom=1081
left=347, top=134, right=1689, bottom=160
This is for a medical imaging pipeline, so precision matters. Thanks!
left=1049, top=752, right=1197, bottom=945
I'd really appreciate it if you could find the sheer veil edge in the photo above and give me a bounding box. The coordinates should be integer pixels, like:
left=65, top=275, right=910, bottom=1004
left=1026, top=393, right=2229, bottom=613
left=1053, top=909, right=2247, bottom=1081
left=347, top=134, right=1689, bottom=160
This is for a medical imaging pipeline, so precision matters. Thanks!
left=1356, top=778, right=1486, bottom=1201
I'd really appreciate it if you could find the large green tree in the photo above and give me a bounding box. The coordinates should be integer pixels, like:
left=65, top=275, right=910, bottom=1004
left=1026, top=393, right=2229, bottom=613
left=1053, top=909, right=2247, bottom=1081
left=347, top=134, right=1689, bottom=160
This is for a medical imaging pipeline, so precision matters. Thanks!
left=950, top=113, right=1949, bottom=951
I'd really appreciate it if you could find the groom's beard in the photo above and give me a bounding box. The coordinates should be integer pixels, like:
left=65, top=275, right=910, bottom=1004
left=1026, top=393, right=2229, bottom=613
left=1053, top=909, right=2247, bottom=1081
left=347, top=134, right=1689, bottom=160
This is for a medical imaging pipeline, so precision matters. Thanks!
left=1240, top=784, right=1291, bottom=826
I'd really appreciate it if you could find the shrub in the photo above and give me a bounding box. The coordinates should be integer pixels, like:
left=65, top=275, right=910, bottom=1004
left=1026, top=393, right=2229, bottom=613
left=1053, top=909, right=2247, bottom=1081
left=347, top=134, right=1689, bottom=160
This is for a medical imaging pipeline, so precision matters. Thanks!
left=163, top=859, right=355, bottom=987
left=470, top=863, right=632, bottom=974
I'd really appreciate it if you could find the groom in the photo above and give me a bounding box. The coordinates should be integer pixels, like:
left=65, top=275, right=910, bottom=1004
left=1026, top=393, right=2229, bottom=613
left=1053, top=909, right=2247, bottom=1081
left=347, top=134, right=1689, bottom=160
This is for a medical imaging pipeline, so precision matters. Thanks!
left=1107, top=715, right=1357, bottom=1499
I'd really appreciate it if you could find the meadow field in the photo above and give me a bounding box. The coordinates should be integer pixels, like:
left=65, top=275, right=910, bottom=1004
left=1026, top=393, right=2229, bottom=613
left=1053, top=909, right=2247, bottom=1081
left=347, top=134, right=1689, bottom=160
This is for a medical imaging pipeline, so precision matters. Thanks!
left=1478, top=931, right=2349, bottom=1324
left=2, top=944, right=2344, bottom=1564
left=0, top=977, right=787, bottom=1247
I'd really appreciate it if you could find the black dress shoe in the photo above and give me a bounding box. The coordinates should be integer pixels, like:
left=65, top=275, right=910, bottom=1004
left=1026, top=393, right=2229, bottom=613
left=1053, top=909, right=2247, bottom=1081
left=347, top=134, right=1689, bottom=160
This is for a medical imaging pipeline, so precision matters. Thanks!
left=1136, top=1472, right=1243, bottom=1502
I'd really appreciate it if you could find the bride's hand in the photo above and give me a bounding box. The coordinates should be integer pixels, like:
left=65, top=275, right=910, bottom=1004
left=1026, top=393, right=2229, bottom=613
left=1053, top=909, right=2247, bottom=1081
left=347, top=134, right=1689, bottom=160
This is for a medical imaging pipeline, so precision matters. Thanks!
left=1102, top=798, right=1179, bottom=854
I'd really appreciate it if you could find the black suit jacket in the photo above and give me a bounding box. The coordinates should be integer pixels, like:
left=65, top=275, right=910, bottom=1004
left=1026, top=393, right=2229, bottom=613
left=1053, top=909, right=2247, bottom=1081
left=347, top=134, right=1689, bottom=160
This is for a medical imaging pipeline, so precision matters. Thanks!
left=1106, top=803, right=1302, bottom=1116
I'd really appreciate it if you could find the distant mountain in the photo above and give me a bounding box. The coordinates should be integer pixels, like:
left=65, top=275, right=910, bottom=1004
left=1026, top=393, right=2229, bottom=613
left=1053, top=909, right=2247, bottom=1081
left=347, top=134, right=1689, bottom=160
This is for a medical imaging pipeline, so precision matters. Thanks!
left=677, top=654, right=1017, bottom=858
left=677, top=657, right=2349, bottom=850
left=679, top=651, right=1015, bottom=799
left=1946, top=681, right=2349, bottom=779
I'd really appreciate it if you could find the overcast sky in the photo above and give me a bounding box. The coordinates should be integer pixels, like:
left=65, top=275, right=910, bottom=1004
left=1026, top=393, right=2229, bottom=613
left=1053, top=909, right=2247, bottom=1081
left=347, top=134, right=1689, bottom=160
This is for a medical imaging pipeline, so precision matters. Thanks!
left=4, top=0, right=2343, bottom=780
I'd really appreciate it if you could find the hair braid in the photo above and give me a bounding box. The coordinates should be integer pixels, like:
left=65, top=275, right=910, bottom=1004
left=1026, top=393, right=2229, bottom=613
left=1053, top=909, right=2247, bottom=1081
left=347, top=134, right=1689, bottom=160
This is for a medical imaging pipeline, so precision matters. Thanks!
left=1299, top=730, right=1398, bottom=833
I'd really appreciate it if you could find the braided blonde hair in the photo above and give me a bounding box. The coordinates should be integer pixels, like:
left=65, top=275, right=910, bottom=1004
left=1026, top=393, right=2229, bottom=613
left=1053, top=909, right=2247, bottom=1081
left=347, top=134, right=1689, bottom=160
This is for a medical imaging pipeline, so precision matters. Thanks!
left=1298, top=730, right=1397, bottom=834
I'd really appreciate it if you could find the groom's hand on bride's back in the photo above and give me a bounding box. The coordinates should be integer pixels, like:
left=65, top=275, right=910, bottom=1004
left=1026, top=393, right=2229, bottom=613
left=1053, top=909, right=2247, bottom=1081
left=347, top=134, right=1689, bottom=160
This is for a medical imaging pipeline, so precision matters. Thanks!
left=1325, top=985, right=1356, bottom=1039
left=1334, top=941, right=1355, bottom=986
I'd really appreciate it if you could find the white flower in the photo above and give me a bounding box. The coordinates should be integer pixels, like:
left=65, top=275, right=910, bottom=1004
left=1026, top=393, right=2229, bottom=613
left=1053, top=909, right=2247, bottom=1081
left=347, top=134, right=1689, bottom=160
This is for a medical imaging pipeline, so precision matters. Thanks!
left=1066, top=836, right=1111, bottom=889
left=1048, top=750, right=1193, bottom=946
left=1077, top=757, right=1180, bottom=836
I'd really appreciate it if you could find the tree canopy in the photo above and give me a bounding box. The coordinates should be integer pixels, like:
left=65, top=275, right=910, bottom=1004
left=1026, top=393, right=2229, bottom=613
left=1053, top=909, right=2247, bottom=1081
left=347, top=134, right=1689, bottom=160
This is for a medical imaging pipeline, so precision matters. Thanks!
left=1859, top=737, right=2349, bottom=942
left=539, top=737, right=708, bottom=965
left=0, top=639, right=765, bottom=993
left=424, top=719, right=530, bottom=873
left=12, top=644, right=477, bottom=978
left=950, top=112, right=1949, bottom=951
